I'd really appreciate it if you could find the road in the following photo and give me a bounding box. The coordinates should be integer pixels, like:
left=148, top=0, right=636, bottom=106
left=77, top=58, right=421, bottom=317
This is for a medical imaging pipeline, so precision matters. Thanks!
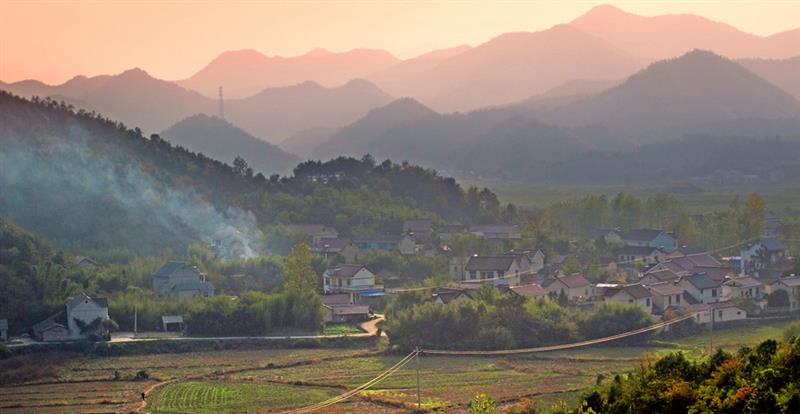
left=6, top=314, right=386, bottom=348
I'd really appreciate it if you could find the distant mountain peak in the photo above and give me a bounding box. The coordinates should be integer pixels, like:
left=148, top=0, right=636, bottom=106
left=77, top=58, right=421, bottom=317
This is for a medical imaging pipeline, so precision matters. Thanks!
left=305, top=47, right=333, bottom=57
left=576, top=4, right=631, bottom=20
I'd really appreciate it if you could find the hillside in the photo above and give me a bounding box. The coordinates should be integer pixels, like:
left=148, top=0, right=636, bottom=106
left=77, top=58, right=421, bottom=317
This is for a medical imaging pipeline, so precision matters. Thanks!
left=383, top=24, right=644, bottom=112
left=162, top=114, right=300, bottom=175
left=225, top=78, right=393, bottom=142
left=178, top=48, right=400, bottom=98
left=0, top=92, right=497, bottom=255
left=739, top=56, right=800, bottom=100
left=545, top=50, right=800, bottom=141
left=570, top=4, right=800, bottom=59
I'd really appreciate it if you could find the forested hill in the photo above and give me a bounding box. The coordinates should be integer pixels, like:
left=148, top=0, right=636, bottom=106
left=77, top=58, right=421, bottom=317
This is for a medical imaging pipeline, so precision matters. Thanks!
left=0, top=92, right=502, bottom=257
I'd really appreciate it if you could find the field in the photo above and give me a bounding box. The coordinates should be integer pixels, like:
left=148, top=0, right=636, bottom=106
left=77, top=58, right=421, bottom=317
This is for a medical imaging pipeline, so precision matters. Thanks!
left=0, top=320, right=796, bottom=413
left=483, top=182, right=800, bottom=213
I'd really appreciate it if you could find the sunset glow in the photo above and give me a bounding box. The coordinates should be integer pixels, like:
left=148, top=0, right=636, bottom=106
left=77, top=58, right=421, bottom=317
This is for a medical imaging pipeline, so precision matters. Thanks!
left=2, top=1, right=798, bottom=84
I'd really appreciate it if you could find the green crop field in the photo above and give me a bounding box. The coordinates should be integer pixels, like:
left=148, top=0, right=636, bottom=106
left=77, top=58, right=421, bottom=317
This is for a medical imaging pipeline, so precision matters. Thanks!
left=148, top=381, right=332, bottom=414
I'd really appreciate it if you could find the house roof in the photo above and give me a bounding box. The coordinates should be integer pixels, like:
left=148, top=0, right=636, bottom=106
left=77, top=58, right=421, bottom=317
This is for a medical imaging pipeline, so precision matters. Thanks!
left=589, top=228, right=619, bottom=239
left=313, top=237, right=353, bottom=252
left=773, top=276, right=800, bottom=287
left=682, top=253, right=722, bottom=268
left=618, top=245, right=661, bottom=256
left=713, top=301, right=746, bottom=311
left=286, top=224, right=337, bottom=235
left=323, top=293, right=352, bottom=306
left=619, top=228, right=668, bottom=242
left=509, top=284, right=548, bottom=298
left=162, top=315, right=183, bottom=324
left=32, top=311, right=66, bottom=333
left=353, top=235, right=404, bottom=244
left=684, top=273, right=721, bottom=290
left=465, top=256, right=515, bottom=272
left=643, top=269, right=680, bottom=283
left=693, top=266, right=732, bottom=282
left=325, top=264, right=367, bottom=278
left=648, top=282, right=684, bottom=296
left=545, top=274, right=591, bottom=288
left=433, top=288, right=474, bottom=304
left=67, top=293, right=108, bottom=311
left=623, top=284, right=653, bottom=299
left=751, top=237, right=785, bottom=252
left=153, top=261, right=202, bottom=279
left=172, top=281, right=214, bottom=292
left=724, top=276, right=763, bottom=288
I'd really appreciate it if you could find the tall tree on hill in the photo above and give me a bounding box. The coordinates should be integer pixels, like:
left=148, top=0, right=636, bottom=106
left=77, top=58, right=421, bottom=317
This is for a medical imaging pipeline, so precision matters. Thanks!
left=284, top=243, right=317, bottom=293
left=741, top=193, right=766, bottom=239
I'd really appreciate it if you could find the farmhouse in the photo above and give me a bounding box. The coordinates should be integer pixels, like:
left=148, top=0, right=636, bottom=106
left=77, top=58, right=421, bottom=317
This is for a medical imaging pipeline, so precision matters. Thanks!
left=508, top=283, right=549, bottom=300
left=765, top=276, right=800, bottom=310
left=648, top=282, right=685, bottom=313
left=679, top=273, right=722, bottom=304
left=32, top=315, right=70, bottom=342
left=640, top=269, right=680, bottom=285
left=722, top=276, right=764, bottom=301
left=0, top=319, right=7, bottom=341
left=691, top=301, right=748, bottom=325
left=510, top=249, right=545, bottom=275
left=463, top=255, right=523, bottom=286
left=741, top=237, right=785, bottom=278
left=542, top=274, right=594, bottom=301
left=403, top=219, right=433, bottom=241
left=618, top=228, right=676, bottom=251
left=322, top=293, right=371, bottom=323
left=75, top=256, right=99, bottom=268
left=312, top=237, right=358, bottom=262
left=323, top=264, right=378, bottom=295
left=153, top=261, right=215, bottom=299
left=353, top=235, right=417, bottom=255
left=604, top=284, right=653, bottom=312
left=617, top=246, right=664, bottom=266
left=33, top=293, right=110, bottom=341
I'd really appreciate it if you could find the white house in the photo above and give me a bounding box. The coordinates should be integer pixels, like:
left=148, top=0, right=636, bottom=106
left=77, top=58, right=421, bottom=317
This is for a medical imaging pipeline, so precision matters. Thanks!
left=691, top=301, right=747, bottom=325
left=648, top=282, right=685, bottom=313
left=678, top=273, right=723, bottom=304
left=741, top=237, right=786, bottom=277
left=66, top=293, right=110, bottom=340
left=722, top=276, right=764, bottom=301
left=617, top=246, right=665, bottom=266
left=604, top=284, right=653, bottom=312
left=463, top=255, right=523, bottom=286
left=542, top=274, right=594, bottom=301
left=323, top=264, right=377, bottom=294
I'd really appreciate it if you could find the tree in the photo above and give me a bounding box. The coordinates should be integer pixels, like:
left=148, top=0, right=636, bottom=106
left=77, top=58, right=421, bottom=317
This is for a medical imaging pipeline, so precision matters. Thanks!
left=284, top=243, right=318, bottom=293
left=232, top=155, right=253, bottom=178
left=468, top=393, right=497, bottom=414
left=741, top=193, right=766, bottom=239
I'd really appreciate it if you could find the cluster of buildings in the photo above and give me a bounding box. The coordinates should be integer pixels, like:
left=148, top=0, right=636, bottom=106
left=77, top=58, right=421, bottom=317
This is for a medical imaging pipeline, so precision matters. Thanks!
left=435, top=228, right=797, bottom=327
left=31, top=294, right=110, bottom=342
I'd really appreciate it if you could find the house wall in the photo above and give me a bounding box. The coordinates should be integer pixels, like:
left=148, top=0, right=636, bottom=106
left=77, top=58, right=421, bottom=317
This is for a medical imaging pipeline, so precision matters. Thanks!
left=767, top=283, right=800, bottom=310
left=67, top=301, right=109, bottom=339
left=722, top=284, right=763, bottom=301
left=398, top=238, right=416, bottom=255
left=324, top=268, right=376, bottom=293
left=42, top=326, right=71, bottom=342
left=652, top=292, right=683, bottom=311
left=608, top=291, right=652, bottom=313
left=679, top=280, right=721, bottom=304
left=650, top=234, right=677, bottom=251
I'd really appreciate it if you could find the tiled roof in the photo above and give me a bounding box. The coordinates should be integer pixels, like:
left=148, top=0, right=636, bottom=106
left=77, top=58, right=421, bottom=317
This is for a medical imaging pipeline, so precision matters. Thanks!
left=552, top=274, right=591, bottom=288
left=685, top=273, right=721, bottom=290
left=620, top=228, right=667, bottom=242
left=623, top=284, right=652, bottom=299
left=67, top=293, right=107, bottom=310
left=753, top=237, right=785, bottom=252
left=619, top=245, right=661, bottom=256
left=648, top=282, right=684, bottom=296
left=774, top=276, right=800, bottom=287
left=329, top=304, right=371, bottom=316
left=172, top=281, right=214, bottom=292
left=153, top=261, right=189, bottom=278
left=724, top=276, right=762, bottom=288
left=314, top=237, right=353, bottom=252
left=509, top=284, right=548, bottom=298
left=465, top=256, right=514, bottom=272
left=323, top=294, right=352, bottom=306
left=644, top=269, right=680, bottom=282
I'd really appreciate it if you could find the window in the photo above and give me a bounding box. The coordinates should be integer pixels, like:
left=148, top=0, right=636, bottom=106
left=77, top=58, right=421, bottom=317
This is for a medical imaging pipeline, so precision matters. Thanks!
left=498, top=271, right=505, bottom=278
left=668, top=296, right=672, bottom=305
left=346, top=279, right=351, bottom=286
left=469, top=271, right=477, bottom=280
left=712, top=289, right=717, bottom=298
left=718, top=310, right=723, bottom=318
left=676, top=295, right=681, bottom=304
left=646, top=298, right=651, bottom=307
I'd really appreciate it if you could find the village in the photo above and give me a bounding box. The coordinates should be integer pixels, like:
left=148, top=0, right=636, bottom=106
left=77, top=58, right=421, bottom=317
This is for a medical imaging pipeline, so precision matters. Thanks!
left=4, top=216, right=799, bottom=346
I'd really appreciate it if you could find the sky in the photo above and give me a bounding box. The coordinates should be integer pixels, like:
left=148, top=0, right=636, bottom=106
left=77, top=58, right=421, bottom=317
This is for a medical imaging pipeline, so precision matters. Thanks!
left=1, top=0, right=799, bottom=84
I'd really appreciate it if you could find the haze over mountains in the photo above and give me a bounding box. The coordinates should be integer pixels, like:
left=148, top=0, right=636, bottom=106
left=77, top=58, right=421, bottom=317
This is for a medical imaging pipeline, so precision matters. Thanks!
left=2, top=3, right=800, bottom=186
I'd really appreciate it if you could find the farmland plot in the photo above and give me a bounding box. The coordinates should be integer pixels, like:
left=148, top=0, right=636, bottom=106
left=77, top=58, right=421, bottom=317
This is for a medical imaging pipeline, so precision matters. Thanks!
left=148, top=381, right=332, bottom=413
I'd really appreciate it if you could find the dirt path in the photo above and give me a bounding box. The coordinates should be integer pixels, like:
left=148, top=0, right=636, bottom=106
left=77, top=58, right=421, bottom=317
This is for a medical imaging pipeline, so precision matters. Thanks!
left=359, top=314, right=386, bottom=336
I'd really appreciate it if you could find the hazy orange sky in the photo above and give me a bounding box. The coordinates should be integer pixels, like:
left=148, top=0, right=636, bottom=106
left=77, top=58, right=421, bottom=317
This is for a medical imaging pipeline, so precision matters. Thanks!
left=1, top=1, right=799, bottom=84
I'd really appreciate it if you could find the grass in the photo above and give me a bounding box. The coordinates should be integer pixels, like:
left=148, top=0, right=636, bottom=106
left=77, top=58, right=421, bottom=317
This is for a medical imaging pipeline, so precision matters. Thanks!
left=323, top=324, right=364, bottom=335
left=148, top=381, right=331, bottom=414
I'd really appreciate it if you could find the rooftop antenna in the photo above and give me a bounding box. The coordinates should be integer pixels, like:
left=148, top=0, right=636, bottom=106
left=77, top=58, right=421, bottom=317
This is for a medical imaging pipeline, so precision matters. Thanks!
left=218, top=86, right=225, bottom=120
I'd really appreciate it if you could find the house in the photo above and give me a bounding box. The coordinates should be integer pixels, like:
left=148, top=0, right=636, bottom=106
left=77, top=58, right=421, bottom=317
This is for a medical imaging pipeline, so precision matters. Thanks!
left=432, top=287, right=475, bottom=304
left=285, top=224, right=339, bottom=244
left=0, top=319, right=7, bottom=341
left=153, top=261, right=215, bottom=299
left=323, top=264, right=378, bottom=294
left=618, top=229, right=676, bottom=251
left=469, top=224, right=522, bottom=240
left=645, top=253, right=728, bottom=280
left=508, top=284, right=549, bottom=300
left=604, top=284, right=653, bottom=312
left=33, top=293, right=111, bottom=342
left=542, top=274, right=594, bottom=301
left=690, top=301, right=747, bottom=325
left=589, top=228, right=622, bottom=244
left=161, top=315, right=184, bottom=332
left=353, top=235, right=417, bottom=255
left=741, top=237, right=786, bottom=277
left=765, top=276, right=800, bottom=311
left=640, top=269, right=680, bottom=285
left=32, top=315, right=70, bottom=342
left=722, top=276, right=764, bottom=301
left=323, top=304, right=371, bottom=323
left=679, top=273, right=723, bottom=304
left=510, top=250, right=545, bottom=275
left=648, top=282, right=685, bottom=313
left=403, top=219, right=434, bottom=242
left=312, top=237, right=358, bottom=262
left=66, top=293, right=110, bottom=340
left=463, top=255, right=523, bottom=286
left=617, top=246, right=665, bottom=266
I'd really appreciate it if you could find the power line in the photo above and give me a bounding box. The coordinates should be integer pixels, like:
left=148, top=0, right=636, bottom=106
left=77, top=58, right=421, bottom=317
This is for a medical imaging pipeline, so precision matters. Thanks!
left=422, top=313, right=695, bottom=356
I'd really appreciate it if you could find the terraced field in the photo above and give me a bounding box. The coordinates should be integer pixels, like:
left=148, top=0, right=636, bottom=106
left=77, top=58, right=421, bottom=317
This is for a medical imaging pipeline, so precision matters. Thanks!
left=148, top=382, right=332, bottom=414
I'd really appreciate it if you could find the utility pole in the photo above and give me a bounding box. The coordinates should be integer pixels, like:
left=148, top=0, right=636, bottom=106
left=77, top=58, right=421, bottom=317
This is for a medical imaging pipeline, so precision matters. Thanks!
left=134, top=305, right=138, bottom=337
left=415, top=346, right=421, bottom=410
left=709, top=307, right=714, bottom=355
